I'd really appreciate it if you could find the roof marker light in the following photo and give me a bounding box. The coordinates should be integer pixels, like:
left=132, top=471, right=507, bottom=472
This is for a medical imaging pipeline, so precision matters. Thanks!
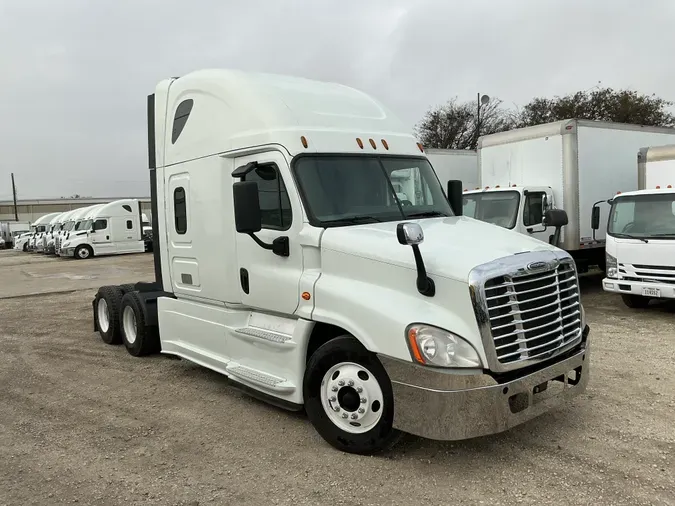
left=381, top=139, right=389, bottom=150
left=300, top=136, right=308, bottom=148
left=668, top=185, right=673, bottom=188
left=417, top=142, right=424, bottom=152
left=495, top=185, right=501, bottom=188
left=616, top=191, right=622, bottom=195
left=369, top=138, right=377, bottom=149
left=512, top=184, right=517, bottom=187
left=356, top=138, right=364, bottom=149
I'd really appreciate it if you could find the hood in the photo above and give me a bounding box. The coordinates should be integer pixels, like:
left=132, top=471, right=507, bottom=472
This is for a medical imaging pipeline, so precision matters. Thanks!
left=609, top=238, right=675, bottom=267
left=320, top=216, right=560, bottom=282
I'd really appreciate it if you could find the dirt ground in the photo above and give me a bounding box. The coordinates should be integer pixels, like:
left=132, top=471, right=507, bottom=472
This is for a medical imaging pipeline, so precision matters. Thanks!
left=0, top=249, right=673, bottom=506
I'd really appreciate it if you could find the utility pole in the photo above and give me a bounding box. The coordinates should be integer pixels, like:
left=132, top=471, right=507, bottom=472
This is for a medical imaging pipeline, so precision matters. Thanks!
left=11, top=173, right=19, bottom=221
left=474, top=93, right=490, bottom=149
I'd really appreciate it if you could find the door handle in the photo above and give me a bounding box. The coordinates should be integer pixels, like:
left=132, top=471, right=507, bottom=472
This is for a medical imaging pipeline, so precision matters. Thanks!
left=240, top=268, right=250, bottom=294
left=106, top=235, right=110, bottom=240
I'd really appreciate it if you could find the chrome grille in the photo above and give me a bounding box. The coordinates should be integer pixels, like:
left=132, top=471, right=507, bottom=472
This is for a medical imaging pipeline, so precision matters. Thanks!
left=619, top=263, right=675, bottom=285
left=482, top=260, right=582, bottom=366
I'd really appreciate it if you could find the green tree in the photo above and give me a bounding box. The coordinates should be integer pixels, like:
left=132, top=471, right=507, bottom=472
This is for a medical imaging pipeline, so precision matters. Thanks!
left=518, top=87, right=675, bottom=128
left=414, top=97, right=515, bottom=150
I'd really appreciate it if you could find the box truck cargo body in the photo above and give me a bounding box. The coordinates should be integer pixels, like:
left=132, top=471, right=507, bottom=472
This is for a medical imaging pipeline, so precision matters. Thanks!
left=425, top=149, right=478, bottom=194
left=463, top=119, right=675, bottom=271
left=603, top=144, right=675, bottom=307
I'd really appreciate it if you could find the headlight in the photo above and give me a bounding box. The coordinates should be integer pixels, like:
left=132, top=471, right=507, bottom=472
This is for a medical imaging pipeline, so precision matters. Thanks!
left=606, top=252, right=618, bottom=279
left=406, top=324, right=482, bottom=368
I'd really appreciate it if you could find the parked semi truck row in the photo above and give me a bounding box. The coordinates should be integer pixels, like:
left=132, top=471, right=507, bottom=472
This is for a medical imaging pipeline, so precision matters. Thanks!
left=91, top=69, right=590, bottom=454
left=601, top=144, right=675, bottom=307
left=463, top=120, right=675, bottom=273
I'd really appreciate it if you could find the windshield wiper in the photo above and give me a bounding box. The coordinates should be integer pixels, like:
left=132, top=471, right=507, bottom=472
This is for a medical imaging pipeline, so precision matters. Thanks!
left=646, top=233, right=675, bottom=239
left=612, top=233, right=649, bottom=243
left=405, top=211, right=449, bottom=218
left=321, top=216, right=383, bottom=226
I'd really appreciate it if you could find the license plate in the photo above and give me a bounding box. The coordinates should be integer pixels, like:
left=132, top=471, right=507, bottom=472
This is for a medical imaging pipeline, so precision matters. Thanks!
left=642, top=287, right=661, bottom=297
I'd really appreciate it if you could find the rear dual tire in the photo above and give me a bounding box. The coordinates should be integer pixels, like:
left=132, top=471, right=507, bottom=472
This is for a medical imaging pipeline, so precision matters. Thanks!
left=94, top=285, right=160, bottom=356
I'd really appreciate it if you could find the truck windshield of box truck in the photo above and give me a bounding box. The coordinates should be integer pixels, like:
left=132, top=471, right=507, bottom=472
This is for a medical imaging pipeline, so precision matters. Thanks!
left=291, top=155, right=453, bottom=224
left=462, top=191, right=520, bottom=229
left=608, top=194, right=675, bottom=240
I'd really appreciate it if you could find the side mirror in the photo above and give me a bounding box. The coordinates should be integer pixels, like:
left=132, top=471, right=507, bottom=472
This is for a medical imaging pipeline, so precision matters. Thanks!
left=396, top=222, right=434, bottom=297
left=396, top=222, right=424, bottom=245
left=543, top=209, right=568, bottom=228
left=233, top=181, right=262, bottom=234
left=447, top=180, right=463, bottom=216
left=591, top=206, right=600, bottom=230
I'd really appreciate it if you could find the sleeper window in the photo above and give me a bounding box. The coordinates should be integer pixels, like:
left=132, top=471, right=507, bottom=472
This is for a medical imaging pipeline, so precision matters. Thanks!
left=174, top=187, right=187, bottom=234
left=244, top=165, right=292, bottom=230
left=126, top=220, right=133, bottom=229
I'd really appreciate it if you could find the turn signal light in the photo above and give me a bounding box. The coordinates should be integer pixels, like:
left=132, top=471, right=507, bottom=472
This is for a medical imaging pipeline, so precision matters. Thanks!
left=356, top=138, right=364, bottom=149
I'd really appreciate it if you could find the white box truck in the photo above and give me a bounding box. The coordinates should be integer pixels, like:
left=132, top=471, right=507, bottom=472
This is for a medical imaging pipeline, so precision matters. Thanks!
left=60, top=199, right=146, bottom=259
left=0, top=221, right=30, bottom=249
left=463, top=120, right=675, bottom=272
left=90, top=69, right=591, bottom=454
left=601, top=144, right=675, bottom=307
left=425, top=149, right=478, bottom=194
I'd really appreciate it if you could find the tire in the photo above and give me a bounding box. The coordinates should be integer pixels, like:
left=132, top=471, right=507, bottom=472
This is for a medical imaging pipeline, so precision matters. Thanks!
left=94, top=286, right=124, bottom=345
left=22, top=242, right=27, bottom=252
left=119, top=283, right=136, bottom=294
left=621, top=294, right=650, bottom=309
left=303, top=335, right=401, bottom=454
left=75, top=244, right=93, bottom=260
left=120, top=291, right=161, bottom=357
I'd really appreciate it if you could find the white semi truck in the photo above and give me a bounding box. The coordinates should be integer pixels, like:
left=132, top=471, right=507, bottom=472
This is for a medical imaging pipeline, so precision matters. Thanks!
left=27, top=212, right=61, bottom=251
left=601, top=144, right=675, bottom=307
left=91, top=69, right=591, bottom=454
left=425, top=149, right=478, bottom=194
left=463, top=120, right=675, bottom=272
left=60, top=199, right=146, bottom=259
left=56, top=205, right=102, bottom=256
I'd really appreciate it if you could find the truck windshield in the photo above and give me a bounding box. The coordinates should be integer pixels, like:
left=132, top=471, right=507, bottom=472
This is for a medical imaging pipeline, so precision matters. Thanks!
left=608, top=194, right=675, bottom=239
left=462, top=191, right=520, bottom=229
left=63, top=221, right=75, bottom=231
left=79, top=219, right=93, bottom=231
left=292, top=155, right=452, bottom=226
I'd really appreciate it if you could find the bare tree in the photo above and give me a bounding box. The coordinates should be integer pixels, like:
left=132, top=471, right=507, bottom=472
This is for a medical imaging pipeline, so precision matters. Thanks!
left=414, top=97, right=516, bottom=150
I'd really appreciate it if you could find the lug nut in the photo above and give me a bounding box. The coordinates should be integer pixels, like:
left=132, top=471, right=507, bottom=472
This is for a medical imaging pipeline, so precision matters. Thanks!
left=351, top=413, right=358, bottom=420
left=360, top=397, right=367, bottom=404
left=358, top=408, right=365, bottom=414
left=356, top=387, right=363, bottom=393
left=347, top=380, right=354, bottom=386
left=333, top=406, right=340, bottom=412
left=331, top=386, right=338, bottom=392
left=330, top=396, right=336, bottom=402
left=342, top=413, right=348, bottom=419
left=338, top=380, right=345, bottom=386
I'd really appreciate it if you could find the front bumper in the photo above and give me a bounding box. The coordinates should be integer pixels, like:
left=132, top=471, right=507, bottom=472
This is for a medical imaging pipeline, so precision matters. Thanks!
left=603, top=278, right=675, bottom=299
left=62, top=247, right=75, bottom=257
left=379, top=326, right=591, bottom=441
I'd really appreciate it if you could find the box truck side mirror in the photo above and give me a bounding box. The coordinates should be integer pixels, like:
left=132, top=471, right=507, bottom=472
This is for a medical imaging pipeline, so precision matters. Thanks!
left=543, top=209, right=568, bottom=247
left=446, top=180, right=463, bottom=216
left=232, top=180, right=289, bottom=257
left=591, top=206, right=600, bottom=230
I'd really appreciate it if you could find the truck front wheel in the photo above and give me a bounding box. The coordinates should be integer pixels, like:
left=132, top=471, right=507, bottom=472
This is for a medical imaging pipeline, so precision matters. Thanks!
left=75, top=244, right=93, bottom=259
left=621, top=294, right=650, bottom=309
left=303, top=336, right=401, bottom=454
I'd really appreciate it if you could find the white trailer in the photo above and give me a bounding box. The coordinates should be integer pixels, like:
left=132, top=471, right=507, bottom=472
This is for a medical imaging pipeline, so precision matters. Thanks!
left=0, top=221, right=30, bottom=248
left=90, top=69, right=590, bottom=454
left=463, top=119, right=675, bottom=272
left=602, top=144, right=675, bottom=307
left=60, top=199, right=145, bottom=259
left=425, top=149, right=478, bottom=194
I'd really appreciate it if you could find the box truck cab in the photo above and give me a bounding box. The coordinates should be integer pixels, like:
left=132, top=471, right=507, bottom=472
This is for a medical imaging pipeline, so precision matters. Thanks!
left=602, top=144, right=675, bottom=307
left=60, top=199, right=145, bottom=259
left=91, top=69, right=590, bottom=454
left=464, top=120, right=675, bottom=272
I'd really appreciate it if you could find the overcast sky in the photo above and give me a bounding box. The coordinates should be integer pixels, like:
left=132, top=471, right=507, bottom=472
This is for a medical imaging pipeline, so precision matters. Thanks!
left=1, top=0, right=673, bottom=200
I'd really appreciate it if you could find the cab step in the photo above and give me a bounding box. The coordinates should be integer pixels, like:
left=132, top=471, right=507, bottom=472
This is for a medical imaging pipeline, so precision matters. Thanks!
left=225, top=363, right=296, bottom=393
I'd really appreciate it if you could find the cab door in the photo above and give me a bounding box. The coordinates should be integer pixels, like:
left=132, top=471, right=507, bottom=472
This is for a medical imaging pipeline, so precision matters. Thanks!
left=233, top=151, right=304, bottom=315
left=522, top=188, right=556, bottom=244
left=90, top=218, right=114, bottom=254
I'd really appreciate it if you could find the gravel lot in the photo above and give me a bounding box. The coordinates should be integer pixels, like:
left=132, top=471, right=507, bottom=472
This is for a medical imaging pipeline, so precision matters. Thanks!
left=0, top=250, right=673, bottom=506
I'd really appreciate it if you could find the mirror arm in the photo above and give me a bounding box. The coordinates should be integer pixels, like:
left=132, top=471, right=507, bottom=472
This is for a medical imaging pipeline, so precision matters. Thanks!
left=412, top=245, right=435, bottom=297
left=247, top=233, right=289, bottom=257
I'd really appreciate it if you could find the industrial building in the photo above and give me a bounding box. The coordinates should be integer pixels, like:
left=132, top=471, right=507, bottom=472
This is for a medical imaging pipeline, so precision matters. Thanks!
left=0, top=197, right=151, bottom=223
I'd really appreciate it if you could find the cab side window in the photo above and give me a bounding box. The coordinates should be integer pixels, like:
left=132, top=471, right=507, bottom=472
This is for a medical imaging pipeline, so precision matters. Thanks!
left=244, top=165, right=292, bottom=230
left=93, top=219, right=107, bottom=231
left=523, top=192, right=545, bottom=226
left=174, top=187, right=187, bottom=234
